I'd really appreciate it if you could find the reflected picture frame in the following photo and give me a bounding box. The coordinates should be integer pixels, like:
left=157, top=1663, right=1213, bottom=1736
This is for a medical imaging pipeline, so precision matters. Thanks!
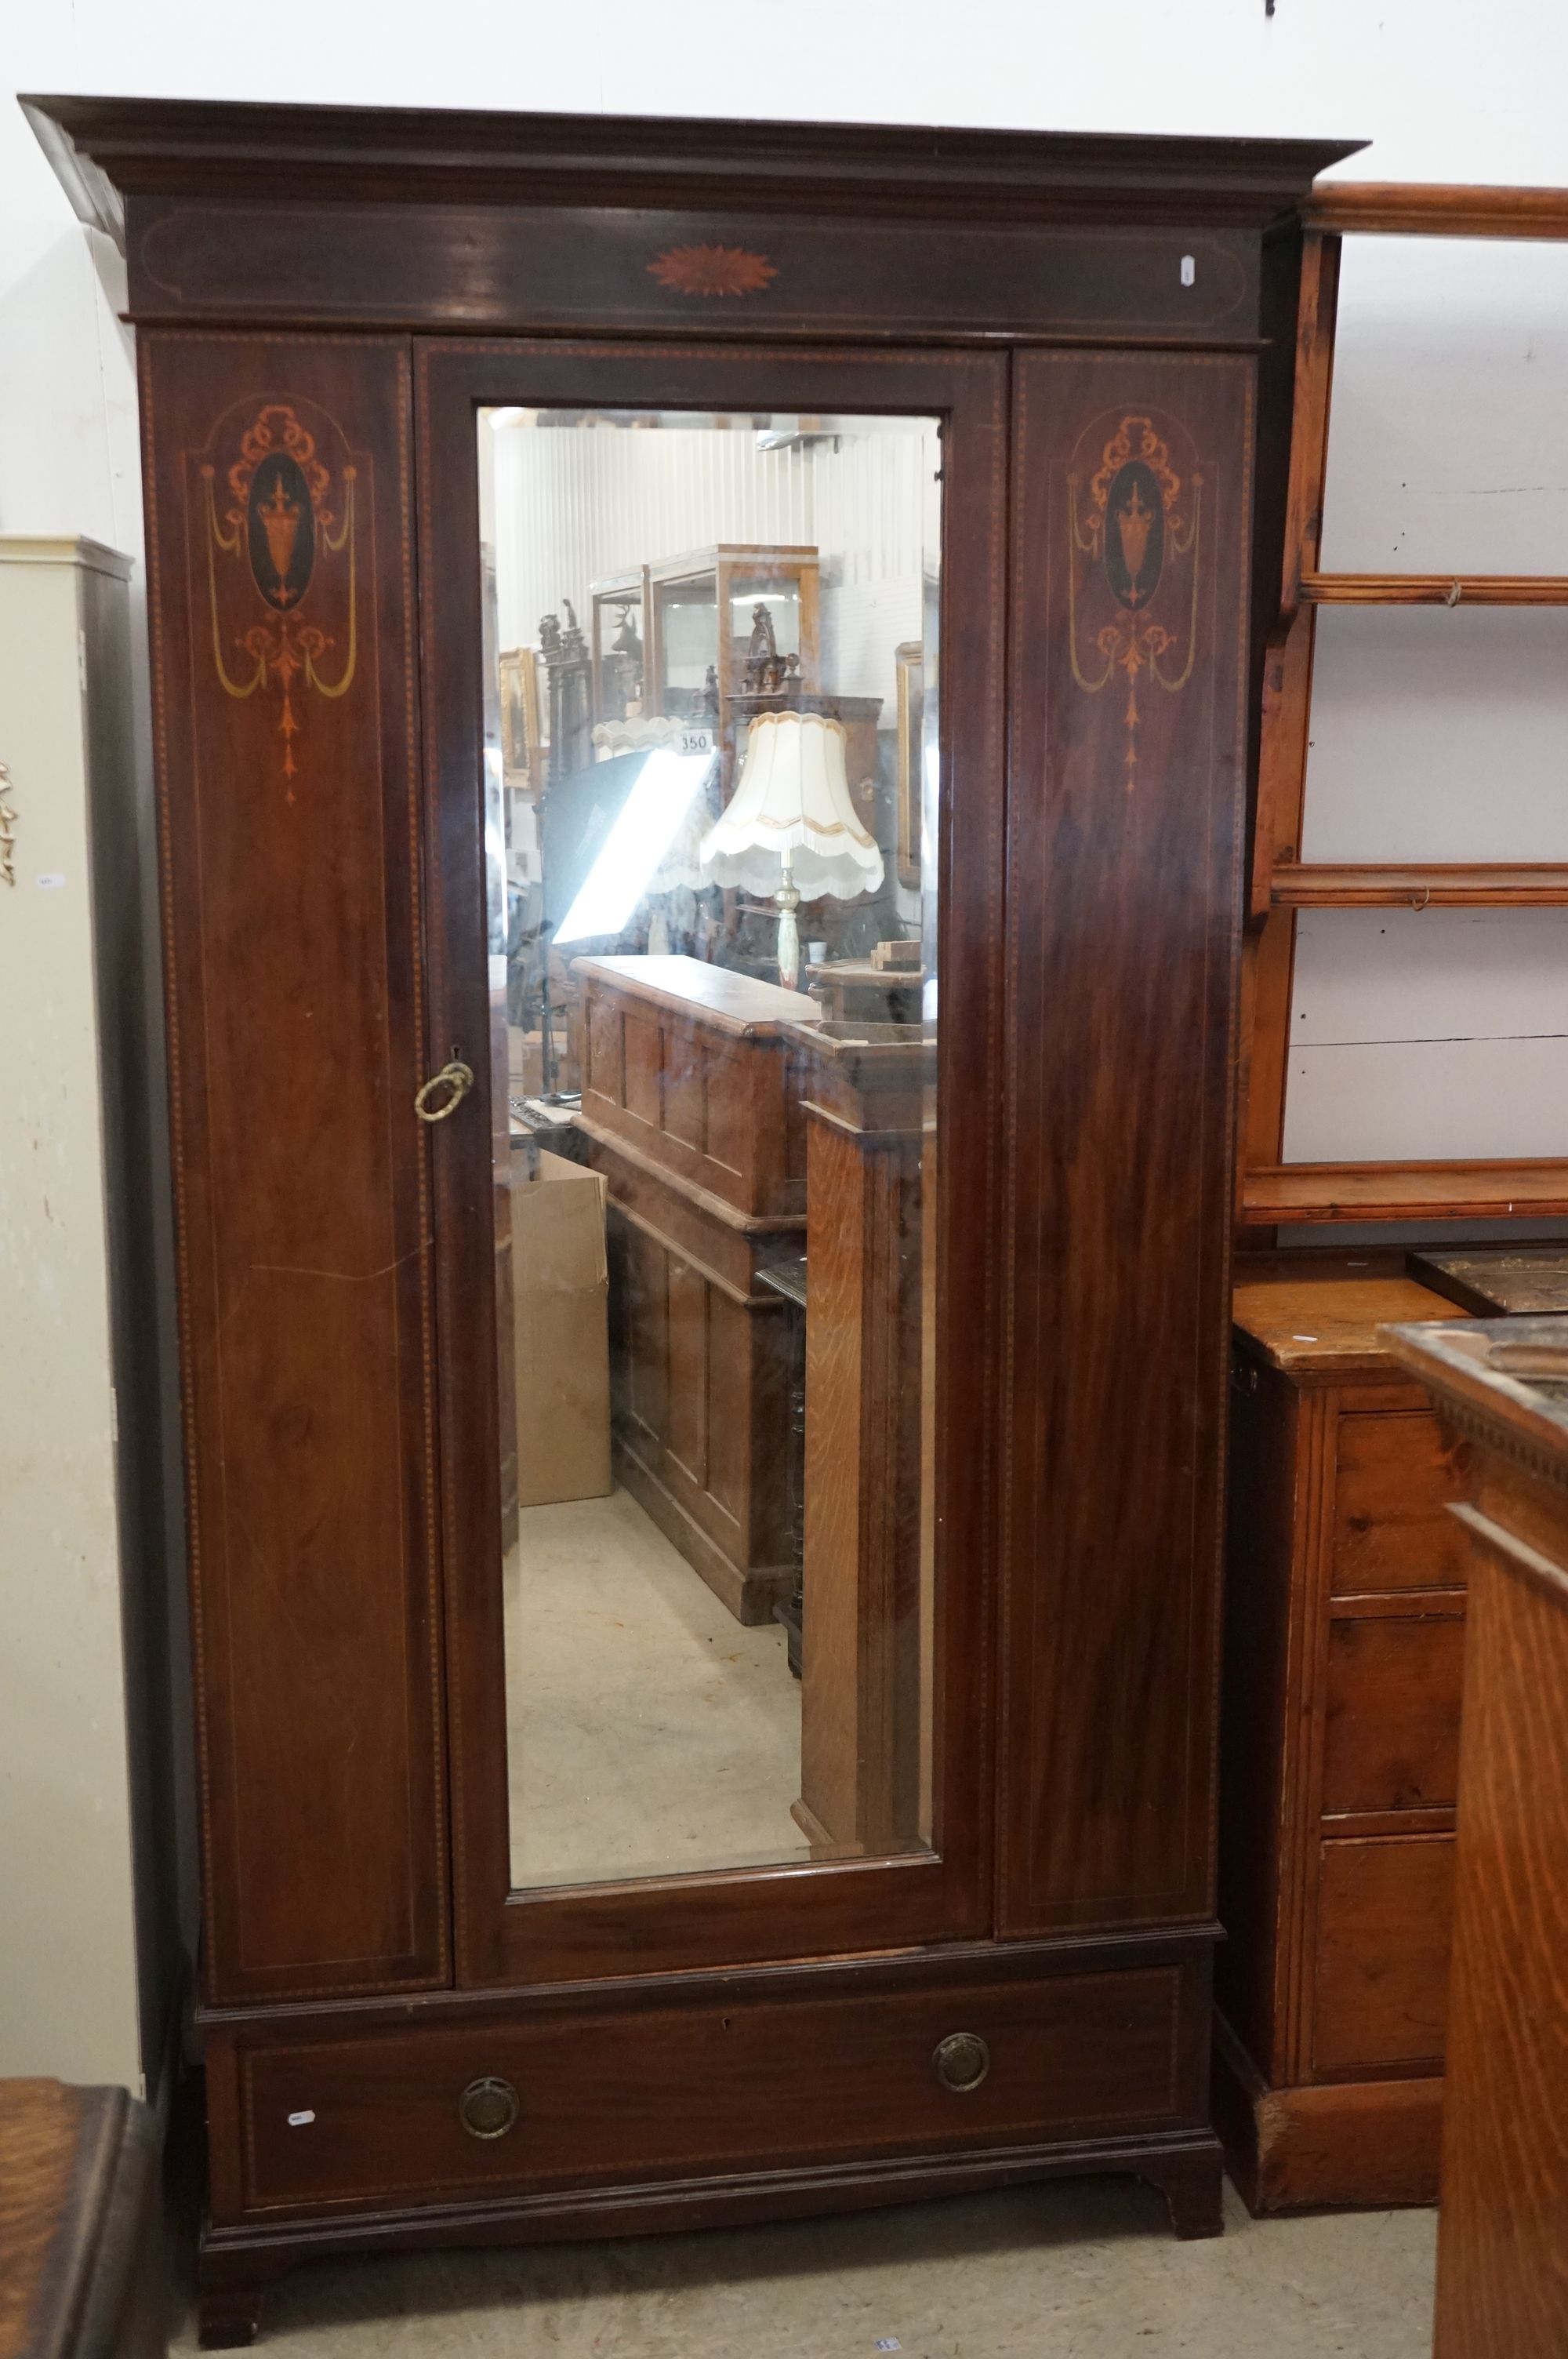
left=499, top=645, right=543, bottom=794
left=895, top=639, right=924, bottom=892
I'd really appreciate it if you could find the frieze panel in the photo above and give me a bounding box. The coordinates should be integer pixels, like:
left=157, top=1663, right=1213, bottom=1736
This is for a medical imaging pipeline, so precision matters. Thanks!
left=130, top=198, right=1259, bottom=342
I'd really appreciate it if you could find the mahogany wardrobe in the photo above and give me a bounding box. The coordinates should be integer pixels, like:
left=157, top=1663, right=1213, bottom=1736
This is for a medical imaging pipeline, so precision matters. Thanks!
left=27, top=96, right=1355, bottom=2343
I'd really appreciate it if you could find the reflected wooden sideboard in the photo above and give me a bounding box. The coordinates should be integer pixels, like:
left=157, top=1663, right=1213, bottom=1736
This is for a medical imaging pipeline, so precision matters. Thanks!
left=571, top=955, right=820, bottom=1623
left=797, top=1022, right=935, bottom=1857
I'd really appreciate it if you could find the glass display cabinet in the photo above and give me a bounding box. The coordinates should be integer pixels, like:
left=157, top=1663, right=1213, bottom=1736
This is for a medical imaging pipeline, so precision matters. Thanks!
left=588, top=565, right=648, bottom=724
left=647, top=543, right=821, bottom=718
left=24, top=92, right=1359, bottom=2346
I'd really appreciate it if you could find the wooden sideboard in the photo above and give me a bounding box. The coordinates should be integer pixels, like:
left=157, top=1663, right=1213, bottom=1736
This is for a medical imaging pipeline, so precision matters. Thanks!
left=1385, top=1317, right=1568, bottom=2359
left=572, top=954, right=821, bottom=1623
left=1215, top=1256, right=1472, bottom=2211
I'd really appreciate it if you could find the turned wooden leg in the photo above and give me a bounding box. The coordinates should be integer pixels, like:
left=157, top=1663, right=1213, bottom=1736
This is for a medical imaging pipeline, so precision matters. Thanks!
left=1143, top=2143, right=1227, bottom=2240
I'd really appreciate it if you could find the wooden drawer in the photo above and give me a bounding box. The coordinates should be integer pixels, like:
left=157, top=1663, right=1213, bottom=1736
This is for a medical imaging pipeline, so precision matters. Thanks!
left=237, top=1965, right=1189, bottom=2215
left=1312, top=1835, right=1454, bottom=2075
left=1332, top=1411, right=1472, bottom=1595
left=1322, top=1612, right=1466, bottom=1815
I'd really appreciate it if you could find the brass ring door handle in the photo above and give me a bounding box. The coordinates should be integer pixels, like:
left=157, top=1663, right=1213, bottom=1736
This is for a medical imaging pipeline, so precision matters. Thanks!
left=415, top=1058, right=475, bottom=1123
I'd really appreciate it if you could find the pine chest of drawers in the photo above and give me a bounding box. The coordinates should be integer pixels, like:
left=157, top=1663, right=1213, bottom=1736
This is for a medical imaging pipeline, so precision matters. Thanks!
left=1214, top=1256, right=1472, bottom=2212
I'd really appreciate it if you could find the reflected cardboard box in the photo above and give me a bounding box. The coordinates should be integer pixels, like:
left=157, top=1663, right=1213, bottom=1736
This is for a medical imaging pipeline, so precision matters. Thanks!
left=507, top=1024, right=544, bottom=1096
left=510, top=1146, right=612, bottom=1508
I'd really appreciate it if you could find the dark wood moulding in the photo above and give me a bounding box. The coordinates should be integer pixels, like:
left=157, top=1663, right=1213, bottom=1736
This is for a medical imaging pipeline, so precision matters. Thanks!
left=23, top=95, right=1360, bottom=341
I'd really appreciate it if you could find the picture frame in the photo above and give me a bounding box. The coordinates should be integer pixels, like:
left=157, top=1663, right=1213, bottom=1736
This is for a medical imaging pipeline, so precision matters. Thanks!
left=499, top=646, right=543, bottom=794
left=894, top=639, right=924, bottom=891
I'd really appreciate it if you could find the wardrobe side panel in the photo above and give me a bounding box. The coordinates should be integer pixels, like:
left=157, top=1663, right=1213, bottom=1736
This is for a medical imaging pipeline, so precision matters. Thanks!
left=140, top=334, right=446, bottom=2001
left=999, top=351, right=1253, bottom=1934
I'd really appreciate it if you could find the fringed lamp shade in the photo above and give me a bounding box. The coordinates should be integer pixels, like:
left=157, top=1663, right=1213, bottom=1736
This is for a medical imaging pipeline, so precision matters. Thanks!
left=700, top=711, right=884, bottom=900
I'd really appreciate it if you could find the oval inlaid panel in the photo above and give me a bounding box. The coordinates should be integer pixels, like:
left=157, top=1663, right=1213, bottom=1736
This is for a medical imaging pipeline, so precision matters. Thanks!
left=1103, top=458, right=1165, bottom=610
left=248, top=450, right=316, bottom=611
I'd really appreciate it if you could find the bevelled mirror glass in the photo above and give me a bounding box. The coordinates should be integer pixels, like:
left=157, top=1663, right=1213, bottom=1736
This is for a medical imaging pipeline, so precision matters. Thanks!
left=477, top=406, right=942, bottom=1892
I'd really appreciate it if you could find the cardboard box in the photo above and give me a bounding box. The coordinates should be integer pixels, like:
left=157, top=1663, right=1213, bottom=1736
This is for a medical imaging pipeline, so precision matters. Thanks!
left=510, top=1146, right=612, bottom=1508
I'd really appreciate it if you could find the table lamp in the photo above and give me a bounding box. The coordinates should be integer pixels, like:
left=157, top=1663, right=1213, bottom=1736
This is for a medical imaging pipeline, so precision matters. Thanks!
left=699, top=711, right=884, bottom=988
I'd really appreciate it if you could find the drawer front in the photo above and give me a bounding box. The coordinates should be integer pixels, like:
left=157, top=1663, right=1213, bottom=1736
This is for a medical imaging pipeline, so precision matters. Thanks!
left=1312, top=1836, right=1454, bottom=2075
left=1332, top=1411, right=1472, bottom=1595
left=1322, top=1613, right=1466, bottom=1815
left=239, top=1965, right=1189, bottom=2215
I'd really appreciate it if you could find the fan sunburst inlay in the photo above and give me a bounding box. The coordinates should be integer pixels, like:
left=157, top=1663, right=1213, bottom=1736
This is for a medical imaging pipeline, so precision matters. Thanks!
left=648, top=244, right=778, bottom=296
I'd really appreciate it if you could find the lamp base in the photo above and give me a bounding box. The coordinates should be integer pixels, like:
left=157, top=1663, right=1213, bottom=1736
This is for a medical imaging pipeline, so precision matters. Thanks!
left=775, top=866, right=802, bottom=992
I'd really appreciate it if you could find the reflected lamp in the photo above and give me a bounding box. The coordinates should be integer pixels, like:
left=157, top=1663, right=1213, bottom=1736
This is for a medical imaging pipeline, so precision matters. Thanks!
left=699, top=711, right=883, bottom=988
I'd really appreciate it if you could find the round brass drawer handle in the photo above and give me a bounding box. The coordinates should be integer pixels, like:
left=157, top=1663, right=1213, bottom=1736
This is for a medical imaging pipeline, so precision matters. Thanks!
left=933, top=2032, right=989, bottom=2093
left=459, top=2075, right=520, bottom=2139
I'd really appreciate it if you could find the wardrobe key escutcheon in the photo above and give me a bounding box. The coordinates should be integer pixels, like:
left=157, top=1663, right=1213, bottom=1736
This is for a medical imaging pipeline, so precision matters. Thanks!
left=459, top=2077, right=521, bottom=2139
left=933, top=2033, right=989, bottom=2092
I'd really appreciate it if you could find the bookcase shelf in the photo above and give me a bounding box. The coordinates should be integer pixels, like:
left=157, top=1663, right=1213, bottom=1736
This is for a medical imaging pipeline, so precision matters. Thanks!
left=1301, top=573, right=1568, bottom=607
left=1241, top=1161, right=1568, bottom=1226
left=1270, top=863, right=1568, bottom=909
left=1242, top=190, right=1568, bottom=1230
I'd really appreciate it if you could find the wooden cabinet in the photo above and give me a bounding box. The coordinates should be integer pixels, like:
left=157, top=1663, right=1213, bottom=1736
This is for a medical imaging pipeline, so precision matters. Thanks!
left=1385, top=1316, right=1568, bottom=2359
left=572, top=954, right=819, bottom=1623
left=27, top=91, right=1358, bottom=2343
left=1214, top=1257, right=1472, bottom=2212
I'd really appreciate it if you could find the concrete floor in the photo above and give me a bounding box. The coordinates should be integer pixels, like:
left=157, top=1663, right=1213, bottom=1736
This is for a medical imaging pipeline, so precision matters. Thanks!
left=172, top=2177, right=1436, bottom=2357
left=504, top=1487, right=811, bottom=1888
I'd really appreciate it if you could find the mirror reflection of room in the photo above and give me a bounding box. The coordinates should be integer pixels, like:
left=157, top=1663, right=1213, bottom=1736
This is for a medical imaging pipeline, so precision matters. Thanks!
left=478, top=408, right=942, bottom=1893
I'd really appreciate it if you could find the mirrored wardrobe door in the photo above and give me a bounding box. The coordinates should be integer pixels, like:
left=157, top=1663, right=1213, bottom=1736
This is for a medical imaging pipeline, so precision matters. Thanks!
left=417, top=345, right=1007, bottom=1986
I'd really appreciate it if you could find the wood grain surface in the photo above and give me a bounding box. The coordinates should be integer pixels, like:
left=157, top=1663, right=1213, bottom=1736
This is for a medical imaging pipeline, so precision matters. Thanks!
left=1000, top=350, right=1253, bottom=1935
left=1232, top=1257, right=1463, bottom=1372
left=0, top=2080, right=164, bottom=2359
left=140, top=333, right=445, bottom=2005
left=1385, top=1319, right=1568, bottom=2355
left=1432, top=1517, right=1568, bottom=2356
left=1242, top=1158, right=1568, bottom=1223
left=236, top=1962, right=1190, bottom=2216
